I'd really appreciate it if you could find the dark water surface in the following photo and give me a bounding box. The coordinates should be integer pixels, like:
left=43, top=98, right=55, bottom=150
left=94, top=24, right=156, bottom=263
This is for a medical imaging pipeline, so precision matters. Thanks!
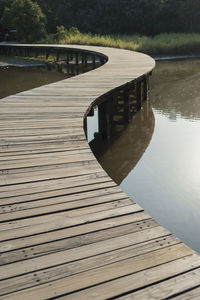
left=95, top=59, right=200, bottom=252
left=0, top=65, right=67, bottom=99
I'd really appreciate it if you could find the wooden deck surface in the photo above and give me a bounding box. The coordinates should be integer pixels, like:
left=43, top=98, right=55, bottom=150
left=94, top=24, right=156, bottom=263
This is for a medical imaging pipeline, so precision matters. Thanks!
left=0, top=44, right=200, bottom=299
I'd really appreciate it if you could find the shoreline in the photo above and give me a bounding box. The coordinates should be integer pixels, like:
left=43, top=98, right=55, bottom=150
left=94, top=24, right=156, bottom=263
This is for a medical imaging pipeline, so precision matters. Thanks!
left=1, top=53, right=200, bottom=69
left=0, top=56, right=46, bottom=67
left=154, top=54, right=200, bottom=61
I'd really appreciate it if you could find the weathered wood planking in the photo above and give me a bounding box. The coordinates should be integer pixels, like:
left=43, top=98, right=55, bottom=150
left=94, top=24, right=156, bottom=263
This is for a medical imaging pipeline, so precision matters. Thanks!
left=0, top=44, right=200, bottom=299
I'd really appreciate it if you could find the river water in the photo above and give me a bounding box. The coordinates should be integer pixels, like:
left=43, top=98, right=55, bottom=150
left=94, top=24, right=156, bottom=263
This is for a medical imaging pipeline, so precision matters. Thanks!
left=94, top=59, right=200, bottom=253
left=0, top=65, right=67, bottom=99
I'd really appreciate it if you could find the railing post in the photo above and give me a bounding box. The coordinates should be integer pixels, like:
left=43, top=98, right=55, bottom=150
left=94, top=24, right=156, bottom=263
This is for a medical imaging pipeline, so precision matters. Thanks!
left=83, top=54, right=87, bottom=69
left=124, top=88, right=132, bottom=123
left=143, top=76, right=148, bottom=101
left=46, top=49, right=49, bottom=60
left=70, top=51, right=73, bottom=61
left=65, top=52, right=69, bottom=64
left=92, top=55, right=96, bottom=69
left=75, top=52, right=79, bottom=65
left=98, top=101, right=111, bottom=140
left=56, top=50, right=59, bottom=62
left=84, top=117, right=88, bottom=140
left=136, top=80, right=142, bottom=110
left=35, top=48, right=39, bottom=58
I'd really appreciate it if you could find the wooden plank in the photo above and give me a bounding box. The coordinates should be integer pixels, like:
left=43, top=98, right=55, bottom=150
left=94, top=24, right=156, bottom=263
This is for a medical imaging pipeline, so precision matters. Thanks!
left=0, top=178, right=116, bottom=201
left=0, top=222, right=162, bottom=267
left=0, top=127, right=83, bottom=138
left=0, top=235, right=179, bottom=297
left=0, top=151, right=95, bottom=170
left=0, top=165, right=110, bottom=187
left=0, top=205, right=144, bottom=240
left=0, top=212, right=151, bottom=250
left=0, top=181, right=117, bottom=207
left=0, top=190, right=128, bottom=214
left=0, top=140, right=88, bottom=154
left=0, top=173, right=113, bottom=199
left=60, top=254, right=200, bottom=300
left=0, top=198, right=131, bottom=222
left=0, top=148, right=91, bottom=161
left=118, top=267, right=200, bottom=299
left=0, top=226, right=170, bottom=279
left=173, top=286, right=200, bottom=299
left=0, top=244, right=193, bottom=300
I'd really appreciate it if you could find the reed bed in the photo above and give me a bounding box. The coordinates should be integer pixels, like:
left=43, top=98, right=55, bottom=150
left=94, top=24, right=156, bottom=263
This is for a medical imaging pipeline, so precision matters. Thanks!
left=40, top=28, right=200, bottom=56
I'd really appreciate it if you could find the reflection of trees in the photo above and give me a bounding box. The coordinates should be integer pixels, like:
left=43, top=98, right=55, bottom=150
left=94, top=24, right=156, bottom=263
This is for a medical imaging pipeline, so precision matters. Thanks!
left=91, top=101, right=155, bottom=184
left=150, top=60, right=200, bottom=120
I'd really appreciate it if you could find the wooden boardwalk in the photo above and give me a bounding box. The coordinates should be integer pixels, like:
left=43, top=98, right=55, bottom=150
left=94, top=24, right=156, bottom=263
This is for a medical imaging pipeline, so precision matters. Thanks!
left=0, top=44, right=200, bottom=299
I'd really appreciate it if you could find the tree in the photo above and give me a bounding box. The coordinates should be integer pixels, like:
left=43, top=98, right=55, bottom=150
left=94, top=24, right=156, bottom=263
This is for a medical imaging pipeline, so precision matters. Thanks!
left=0, top=0, right=12, bottom=33
left=1, top=0, right=46, bottom=42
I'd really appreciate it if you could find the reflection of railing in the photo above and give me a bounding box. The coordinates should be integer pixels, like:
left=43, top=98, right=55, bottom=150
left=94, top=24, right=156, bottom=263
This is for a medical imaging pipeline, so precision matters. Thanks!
left=0, top=44, right=107, bottom=76
left=95, top=76, right=150, bottom=140
left=91, top=100, right=155, bottom=184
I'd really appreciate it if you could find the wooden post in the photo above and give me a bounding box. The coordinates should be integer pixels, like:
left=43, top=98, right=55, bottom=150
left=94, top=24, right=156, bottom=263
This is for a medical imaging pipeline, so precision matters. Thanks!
left=136, top=81, right=142, bottom=110
left=84, top=117, right=88, bottom=140
left=70, top=51, right=73, bottom=61
left=124, top=88, right=132, bottom=123
left=147, top=75, right=150, bottom=91
left=46, top=49, right=49, bottom=60
left=105, top=100, right=112, bottom=139
left=84, top=54, right=88, bottom=69
left=71, top=64, right=76, bottom=76
left=75, top=52, right=79, bottom=65
left=35, top=48, right=38, bottom=58
left=143, top=77, right=148, bottom=101
left=27, top=48, right=30, bottom=57
left=66, top=52, right=69, bottom=64
left=56, top=50, right=59, bottom=62
left=81, top=53, right=84, bottom=65
left=92, top=55, right=96, bottom=69
left=100, top=56, right=104, bottom=65
left=98, top=101, right=111, bottom=140
left=81, top=53, right=86, bottom=72
left=67, top=64, right=71, bottom=75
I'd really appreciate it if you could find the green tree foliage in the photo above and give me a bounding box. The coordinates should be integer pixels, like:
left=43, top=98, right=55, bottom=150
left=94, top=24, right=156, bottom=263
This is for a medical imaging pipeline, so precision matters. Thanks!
left=0, top=0, right=12, bottom=16
left=0, top=0, right=12, bottom=32
left=1, top=0, right=200, bottom=39
left=1, top=0, right=46, bottom=41
left=35, top=0, right=200, bottom=36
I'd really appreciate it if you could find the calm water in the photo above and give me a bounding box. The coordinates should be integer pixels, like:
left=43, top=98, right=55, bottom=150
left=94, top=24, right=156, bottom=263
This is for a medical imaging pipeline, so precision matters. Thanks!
left=0, top=62, right=100, bottom=99
left=0, top=65, right=67, bottom=99
left=94, top=59, right=200, bottom=253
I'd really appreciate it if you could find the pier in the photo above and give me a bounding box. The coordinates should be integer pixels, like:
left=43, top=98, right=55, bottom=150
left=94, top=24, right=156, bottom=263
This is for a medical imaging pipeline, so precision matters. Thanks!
left=0, top=44, right=200, bottom=299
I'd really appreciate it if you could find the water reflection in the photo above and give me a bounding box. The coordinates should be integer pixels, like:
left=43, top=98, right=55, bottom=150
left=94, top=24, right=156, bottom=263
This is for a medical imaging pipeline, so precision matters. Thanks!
left=93, top=59, right=200, bottom=253
left=0, top=65, right=67, bottom=99
left=151, top=59, right=200, bottom=121
left=92, top=101, right=154, bottom=184
left=0, top=61, right=100, bottom=99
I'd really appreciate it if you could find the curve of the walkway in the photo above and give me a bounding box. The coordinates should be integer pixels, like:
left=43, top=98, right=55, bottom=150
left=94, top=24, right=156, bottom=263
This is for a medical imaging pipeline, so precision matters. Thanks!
left=0, top=44, right=200, bottom=300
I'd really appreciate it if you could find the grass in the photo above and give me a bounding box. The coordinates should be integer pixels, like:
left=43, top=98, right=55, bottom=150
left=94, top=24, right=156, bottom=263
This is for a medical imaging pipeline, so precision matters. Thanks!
left=39, top=28, right=200, bottom=57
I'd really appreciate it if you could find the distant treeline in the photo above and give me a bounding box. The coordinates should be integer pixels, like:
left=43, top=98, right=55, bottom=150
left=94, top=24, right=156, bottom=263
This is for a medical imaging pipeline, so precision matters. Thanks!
left=35, top=0, right=200, bottom=35
left=0, top=0, right=200, bottom=41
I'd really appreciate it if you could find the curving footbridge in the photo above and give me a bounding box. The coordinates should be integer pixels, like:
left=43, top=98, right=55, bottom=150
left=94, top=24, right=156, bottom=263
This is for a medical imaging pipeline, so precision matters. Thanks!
left=0, top=44, right=200, bottom=299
